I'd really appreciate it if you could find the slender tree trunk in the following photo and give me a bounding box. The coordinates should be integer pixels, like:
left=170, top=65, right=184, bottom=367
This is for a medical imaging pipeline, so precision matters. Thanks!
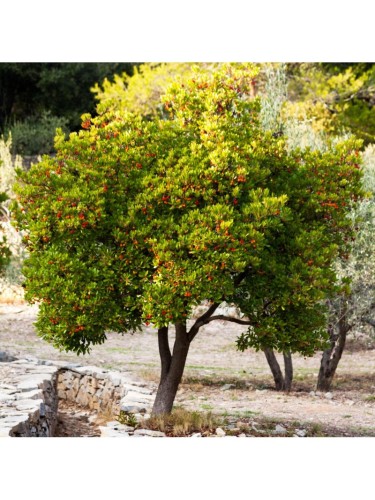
left=317, top=312, right=350, bottom=392
left=152, top=322, right=191, bottom=415
left=263, top=348, right=294, bottom=391
left=283, top=351, right=293, bottom=392
left=263, top=348, right=285, bottom=390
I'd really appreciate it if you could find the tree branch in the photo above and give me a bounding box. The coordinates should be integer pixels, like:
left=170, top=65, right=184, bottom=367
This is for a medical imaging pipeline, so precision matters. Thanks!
left=158, top=326, right=171, bottom=383
left=188, top=267, right=252, bottom=343
left=188, top=301, right=220, bottom=342
left=199, top=314, right=254, bottom=326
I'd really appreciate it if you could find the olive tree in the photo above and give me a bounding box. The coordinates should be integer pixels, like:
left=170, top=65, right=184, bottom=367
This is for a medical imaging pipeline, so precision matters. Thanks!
left=317, top=144, right=375, bottom=391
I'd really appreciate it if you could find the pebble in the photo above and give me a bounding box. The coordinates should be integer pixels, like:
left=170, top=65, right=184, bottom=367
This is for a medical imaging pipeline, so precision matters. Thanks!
left=215, top=427, right=226, bottom=437
left=274, top=424, right=287, bottom=434
left=325, top=392, right=333, bottom=400
left=221, top=384, right=235, bottom=391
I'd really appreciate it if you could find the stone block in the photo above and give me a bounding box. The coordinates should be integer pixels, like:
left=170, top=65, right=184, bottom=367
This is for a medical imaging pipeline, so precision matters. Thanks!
left=120, top=403, right=147, bottom=414
left=75, top=387, right=89, bottom=407
left=123, top=391, right=154, bottom=403
left=15, top=389, right=43, bottom=399
left=15, top=399, right=43, bottom=411
left=108, top=372, right=122, bottom=387
left=66, top=388, right=79, bottom=401
left=99, top=426, right=130, bottom=437
left=72, top=376, right=80, bottom=392
left=133, top=429, right=166, bottom=437
left=17, top=378, right=44, bottom=392
left=0, top=391, right=16, bottom=402
left=100, top=387, right=114, bottom=404
left=89, top=377, right=98, bottom=390
left=87, top=385, right=96, bottom=396
left=57, top=389, right=67, bottom=400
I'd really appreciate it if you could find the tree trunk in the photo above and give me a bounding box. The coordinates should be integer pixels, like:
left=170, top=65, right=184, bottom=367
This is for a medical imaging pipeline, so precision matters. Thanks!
left=263, top=348, right=294, bottom=391
left=152, top=322, right=191, bottom=415
left=317, top=312, right=350, bottom=392
left=283, top=351, right=293, bottom=392
left=263, top=348, right=285, bottom=390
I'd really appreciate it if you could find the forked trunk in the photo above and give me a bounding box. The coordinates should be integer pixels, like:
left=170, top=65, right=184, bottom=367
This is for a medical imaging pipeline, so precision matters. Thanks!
left=283, top=351, right=293, bottom=392
left=317, top=312, right=350, bottom=392
left=263, top=348, right=284, bottom=391
left=263, top=348, right=293, bottom=391
left=152, top=322, right=190, bottom=415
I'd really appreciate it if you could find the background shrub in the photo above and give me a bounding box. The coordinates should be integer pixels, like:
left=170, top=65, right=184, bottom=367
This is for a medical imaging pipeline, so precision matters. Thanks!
left=6, top=112, right=69, bottom=156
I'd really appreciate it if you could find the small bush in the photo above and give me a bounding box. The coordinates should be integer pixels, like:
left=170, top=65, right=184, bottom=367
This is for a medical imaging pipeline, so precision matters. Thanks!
left=6, top=112, right=69, bottom=155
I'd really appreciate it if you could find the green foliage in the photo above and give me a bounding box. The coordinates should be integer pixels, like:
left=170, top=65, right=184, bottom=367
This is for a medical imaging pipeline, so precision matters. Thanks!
left=331, top=144, right=375, bottom=334
left=117, top=410, right=138, bottom=427
left=91, top=62, right=220, bottom=119
left=285, top=63, right=375, bottom=145
left=6, top=112, right=69, bottom=155
left=236, top=65, right=364, bottom=355
left=13, top=64, right=364, bottom=358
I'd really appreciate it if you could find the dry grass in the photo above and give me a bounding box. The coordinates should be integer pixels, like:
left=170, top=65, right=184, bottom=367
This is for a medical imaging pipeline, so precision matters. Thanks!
left=139, top=407, right=221, bottom=436
left=92, top=404, right=120, bottom=426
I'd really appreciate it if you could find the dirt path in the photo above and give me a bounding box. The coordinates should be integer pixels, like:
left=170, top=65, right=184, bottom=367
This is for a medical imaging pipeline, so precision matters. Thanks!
left=1, top=303, right=375, bottom=435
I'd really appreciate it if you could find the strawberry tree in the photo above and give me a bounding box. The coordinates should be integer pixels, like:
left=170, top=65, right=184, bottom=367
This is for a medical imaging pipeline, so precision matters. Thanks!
left=13, top=64, right=363, bottom=414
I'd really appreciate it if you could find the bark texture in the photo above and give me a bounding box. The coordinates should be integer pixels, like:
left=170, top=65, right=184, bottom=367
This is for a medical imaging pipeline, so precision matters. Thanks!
left=283, top=351, right=293, bottom=392
left=263, top=348, right=294, bottom=391
left=317, top=312, right=351, bottom=392
left=152, top=323, right=191, bottom=415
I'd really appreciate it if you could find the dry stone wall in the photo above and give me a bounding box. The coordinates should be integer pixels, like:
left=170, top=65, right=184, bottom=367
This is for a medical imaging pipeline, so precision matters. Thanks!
left=0, top=352, right=155, bottom=437
left=56, top=366, right=154, bottom=416
left=0, top=354, right=59, bottom=437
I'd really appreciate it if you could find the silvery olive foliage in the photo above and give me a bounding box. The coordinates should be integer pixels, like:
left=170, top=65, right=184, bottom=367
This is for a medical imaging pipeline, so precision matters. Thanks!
left=332, top=144, right=375, bottom=335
